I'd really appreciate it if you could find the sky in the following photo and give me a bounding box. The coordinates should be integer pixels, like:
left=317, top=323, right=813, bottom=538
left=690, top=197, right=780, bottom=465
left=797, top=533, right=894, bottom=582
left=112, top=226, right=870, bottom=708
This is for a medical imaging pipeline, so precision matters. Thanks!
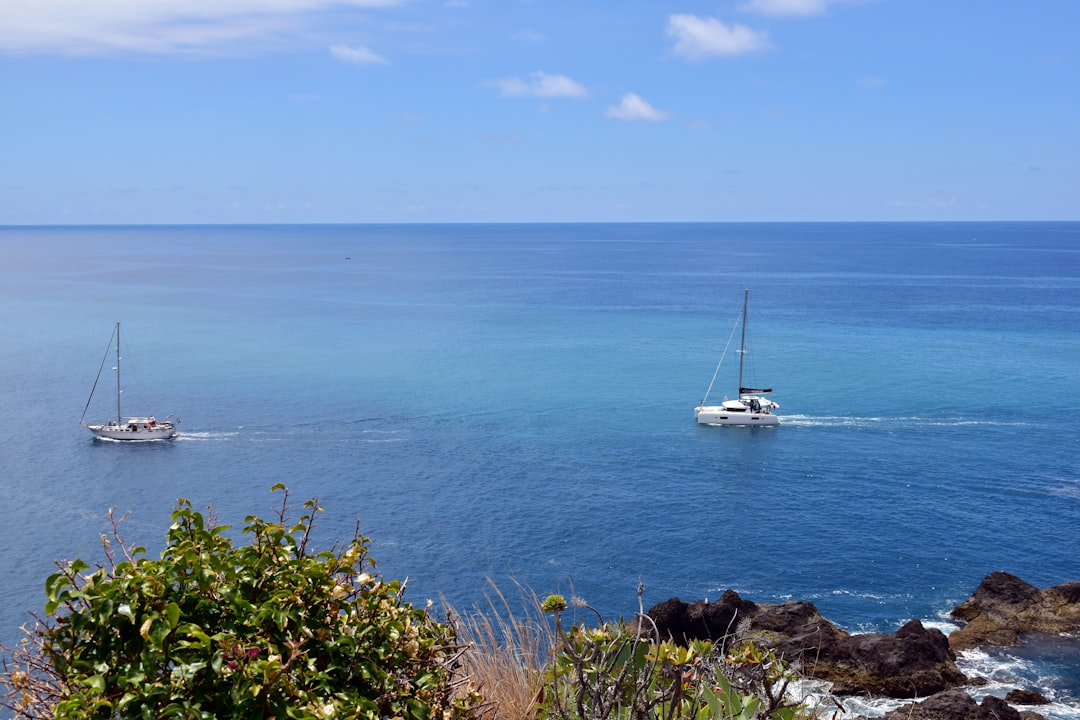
left=1, top=0, right=1077, bottom=224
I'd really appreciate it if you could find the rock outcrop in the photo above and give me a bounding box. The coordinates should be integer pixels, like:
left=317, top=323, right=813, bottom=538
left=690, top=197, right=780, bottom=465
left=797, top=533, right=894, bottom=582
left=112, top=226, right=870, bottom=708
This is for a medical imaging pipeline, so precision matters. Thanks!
left=949, top=571, right=1080, bottom=650
left=644, top=593, right=965, bottom=698
left=644, top=590, right=759, bottom=644
left=876, top=689, right=1028, bottom=720
left=642, top=572, right=1079, bottom=707
left=808, top=619, right=967, bottom=698
left=1004, top=689, right=1050, bottom=706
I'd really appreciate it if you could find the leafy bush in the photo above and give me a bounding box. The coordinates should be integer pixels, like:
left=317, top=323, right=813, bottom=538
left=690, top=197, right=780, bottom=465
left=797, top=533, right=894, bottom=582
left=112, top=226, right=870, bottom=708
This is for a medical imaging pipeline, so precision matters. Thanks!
left=454, top=584, right=821, bottom=720
left=0, top=485, right=479, bottom=720
left=538, top=594, right=814, bottom=720
left=2, top=486, right=823, bottom=720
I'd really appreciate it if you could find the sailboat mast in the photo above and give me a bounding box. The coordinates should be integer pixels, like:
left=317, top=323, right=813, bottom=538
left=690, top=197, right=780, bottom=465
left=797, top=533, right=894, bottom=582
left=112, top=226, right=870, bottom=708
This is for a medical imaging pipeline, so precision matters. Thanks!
left=737, top=288, right=748, bottom=395
left=115, top=319, right=122, bottom=423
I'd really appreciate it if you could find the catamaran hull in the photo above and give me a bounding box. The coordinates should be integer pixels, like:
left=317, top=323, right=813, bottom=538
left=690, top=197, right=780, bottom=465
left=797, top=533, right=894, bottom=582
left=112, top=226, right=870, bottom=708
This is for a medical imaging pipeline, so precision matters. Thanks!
left=83, top=423, right=178, bottom=441
left=694, top=406, right=780, bottom=426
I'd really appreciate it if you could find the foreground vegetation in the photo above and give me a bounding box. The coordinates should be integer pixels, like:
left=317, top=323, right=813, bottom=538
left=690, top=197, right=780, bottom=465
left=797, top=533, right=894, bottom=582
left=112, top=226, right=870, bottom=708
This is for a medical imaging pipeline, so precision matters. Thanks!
left=1, top=487, right=825, bottom=720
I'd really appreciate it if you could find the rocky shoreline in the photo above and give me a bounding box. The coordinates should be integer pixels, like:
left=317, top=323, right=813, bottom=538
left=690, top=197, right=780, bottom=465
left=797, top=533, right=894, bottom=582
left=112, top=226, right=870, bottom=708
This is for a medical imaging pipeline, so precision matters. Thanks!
left=641, top=571, right=1080, bottom=720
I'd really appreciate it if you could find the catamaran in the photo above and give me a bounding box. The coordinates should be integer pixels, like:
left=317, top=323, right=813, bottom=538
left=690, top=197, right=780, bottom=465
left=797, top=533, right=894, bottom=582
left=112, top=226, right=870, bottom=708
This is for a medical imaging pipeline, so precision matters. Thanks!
left=80, top=322, right=179, bottom=440
left=695, top=289, right=780, bottom=426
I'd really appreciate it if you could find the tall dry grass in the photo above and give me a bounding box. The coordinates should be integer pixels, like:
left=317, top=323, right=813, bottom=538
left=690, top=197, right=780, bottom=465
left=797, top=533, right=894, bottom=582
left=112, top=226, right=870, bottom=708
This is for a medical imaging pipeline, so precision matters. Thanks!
left=448, top=580, right=555, bottom=720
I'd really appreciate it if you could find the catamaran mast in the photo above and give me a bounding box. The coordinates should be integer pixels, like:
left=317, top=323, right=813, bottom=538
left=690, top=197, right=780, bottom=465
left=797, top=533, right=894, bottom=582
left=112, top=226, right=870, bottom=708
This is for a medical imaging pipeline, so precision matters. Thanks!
left=114, top=321, right=123, bottom=423
left=737, top=288, right=748, bottom=396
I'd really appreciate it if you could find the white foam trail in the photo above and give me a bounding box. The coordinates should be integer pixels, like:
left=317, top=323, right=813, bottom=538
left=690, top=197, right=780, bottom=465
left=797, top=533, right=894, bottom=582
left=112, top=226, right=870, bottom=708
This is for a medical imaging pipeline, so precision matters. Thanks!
left=781, top=415, right=1033, bottom=429
left=176, top=430, right=241, bottom=440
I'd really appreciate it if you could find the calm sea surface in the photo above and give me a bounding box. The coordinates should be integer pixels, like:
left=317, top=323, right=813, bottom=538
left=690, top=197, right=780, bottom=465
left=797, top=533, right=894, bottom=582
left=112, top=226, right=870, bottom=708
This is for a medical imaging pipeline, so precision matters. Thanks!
left=1, top=223, right=1078, bottom=713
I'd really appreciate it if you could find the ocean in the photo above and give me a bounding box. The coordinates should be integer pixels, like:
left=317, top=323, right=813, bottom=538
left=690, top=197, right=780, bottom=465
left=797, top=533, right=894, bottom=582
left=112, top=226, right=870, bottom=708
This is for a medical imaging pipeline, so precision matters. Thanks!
left=1, top=222, right=1078, bottom=715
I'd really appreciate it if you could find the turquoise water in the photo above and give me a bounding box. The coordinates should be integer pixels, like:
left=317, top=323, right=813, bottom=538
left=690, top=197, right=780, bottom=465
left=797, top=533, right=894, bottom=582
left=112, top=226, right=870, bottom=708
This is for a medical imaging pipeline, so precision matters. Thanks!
left=1, top=222, right=1078, bottom=711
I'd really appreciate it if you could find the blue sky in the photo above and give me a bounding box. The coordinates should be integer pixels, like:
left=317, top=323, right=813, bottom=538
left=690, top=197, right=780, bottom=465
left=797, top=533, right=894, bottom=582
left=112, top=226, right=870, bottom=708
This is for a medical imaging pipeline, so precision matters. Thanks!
left=1, top=0, right=1077, bottom=223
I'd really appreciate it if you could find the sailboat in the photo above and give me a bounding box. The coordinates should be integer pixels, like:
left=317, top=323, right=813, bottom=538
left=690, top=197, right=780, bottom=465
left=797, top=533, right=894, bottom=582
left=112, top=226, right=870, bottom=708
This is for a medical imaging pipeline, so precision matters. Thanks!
left=695, top=289, right=780, bottom=426
left=80, top=322, right=179, bottom=440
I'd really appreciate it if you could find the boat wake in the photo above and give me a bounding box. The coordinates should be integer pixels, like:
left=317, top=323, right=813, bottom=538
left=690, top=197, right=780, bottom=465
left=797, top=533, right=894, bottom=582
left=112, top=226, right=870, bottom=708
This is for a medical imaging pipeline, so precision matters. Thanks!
left=358, top=429, right=407, bottom=443
left=780, top=415, right=1035, bottom=430
left=174, top=430, right=243, bottom=441
left=173, top=425, right=407, bottom=444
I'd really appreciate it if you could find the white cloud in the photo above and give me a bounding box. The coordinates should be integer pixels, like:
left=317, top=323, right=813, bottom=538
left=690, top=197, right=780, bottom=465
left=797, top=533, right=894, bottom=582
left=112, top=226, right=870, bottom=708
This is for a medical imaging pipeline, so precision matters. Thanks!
left=738, top=0, right=830, bottom=16
left=605, top=93, right=672, bottom=122
left=667, top=14, right=769, bottom=60
left=739, top=0, right=870, bottom=17
left=0, top=0, right=401, bottom=55
left=488, top=71, right=587, bottom=98
left=330, top=44, right=387, bottom=64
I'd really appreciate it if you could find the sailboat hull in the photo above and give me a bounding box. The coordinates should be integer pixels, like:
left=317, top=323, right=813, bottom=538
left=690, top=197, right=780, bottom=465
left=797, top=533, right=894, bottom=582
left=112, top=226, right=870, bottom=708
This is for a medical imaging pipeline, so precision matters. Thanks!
left=82, top=420, right=178, bottom=441
left=694, top=405, right=780, bottom=426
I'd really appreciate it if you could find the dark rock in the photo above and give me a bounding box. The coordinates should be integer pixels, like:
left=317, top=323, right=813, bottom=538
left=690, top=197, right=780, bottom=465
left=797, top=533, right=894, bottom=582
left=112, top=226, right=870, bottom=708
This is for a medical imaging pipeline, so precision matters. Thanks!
left=686, top=590, right=759, bottom=641
left=803, top=619, right=966, bottom=698
left=879, top=689, right=1023, bottom=720
left=644, top=597, right=692, bottom=642
left=645, top=593, right=965, bottom=698
left=950, top=572, right=1080, bottom=650
left=1004, top=689, right=1051, bottom=706
left=751, top=600, right=847, bottom=658
left=951, top=572, right=1042, bottom=623
left=644, top=590, right=758, bottom=645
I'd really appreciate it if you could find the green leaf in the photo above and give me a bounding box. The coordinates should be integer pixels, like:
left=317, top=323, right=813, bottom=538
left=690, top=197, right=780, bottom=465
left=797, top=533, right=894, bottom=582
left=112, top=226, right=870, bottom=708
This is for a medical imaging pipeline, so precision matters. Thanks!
left=45, top=571, right=70, bottom=601
left=95, top=597, right=115, bottom=624
left=740, top=696, right=762, bottom=720
left=165, top=601, right=181, bottom=628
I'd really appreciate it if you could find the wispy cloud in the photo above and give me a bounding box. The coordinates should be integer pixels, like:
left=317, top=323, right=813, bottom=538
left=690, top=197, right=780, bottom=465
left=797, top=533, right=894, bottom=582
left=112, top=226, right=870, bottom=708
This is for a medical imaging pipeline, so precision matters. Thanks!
left=487, top=71, right=587, bottom=98
left=740, top=0, right=872, bottom=17
left=667, top=14, right=769, bottom=60
left=738, top=0, right=831, bottom=16
left=330, top=44, right=387, bottom=64
left=605, top=93, right=672, bottom=122
left=0, top=0, right=401, bottom=55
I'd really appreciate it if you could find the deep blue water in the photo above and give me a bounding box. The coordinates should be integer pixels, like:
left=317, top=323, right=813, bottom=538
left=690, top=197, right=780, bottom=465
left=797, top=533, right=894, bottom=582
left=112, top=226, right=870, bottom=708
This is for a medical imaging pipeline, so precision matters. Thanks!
left=1, top=222, right=1078, bottom=712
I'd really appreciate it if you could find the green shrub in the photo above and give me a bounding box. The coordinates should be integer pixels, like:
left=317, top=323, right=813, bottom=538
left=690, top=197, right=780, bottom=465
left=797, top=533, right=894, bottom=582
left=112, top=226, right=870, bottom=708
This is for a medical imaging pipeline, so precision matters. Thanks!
left=1, top=485, right=479, bottom=720
left=538, top=596, right=814, bottom=720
